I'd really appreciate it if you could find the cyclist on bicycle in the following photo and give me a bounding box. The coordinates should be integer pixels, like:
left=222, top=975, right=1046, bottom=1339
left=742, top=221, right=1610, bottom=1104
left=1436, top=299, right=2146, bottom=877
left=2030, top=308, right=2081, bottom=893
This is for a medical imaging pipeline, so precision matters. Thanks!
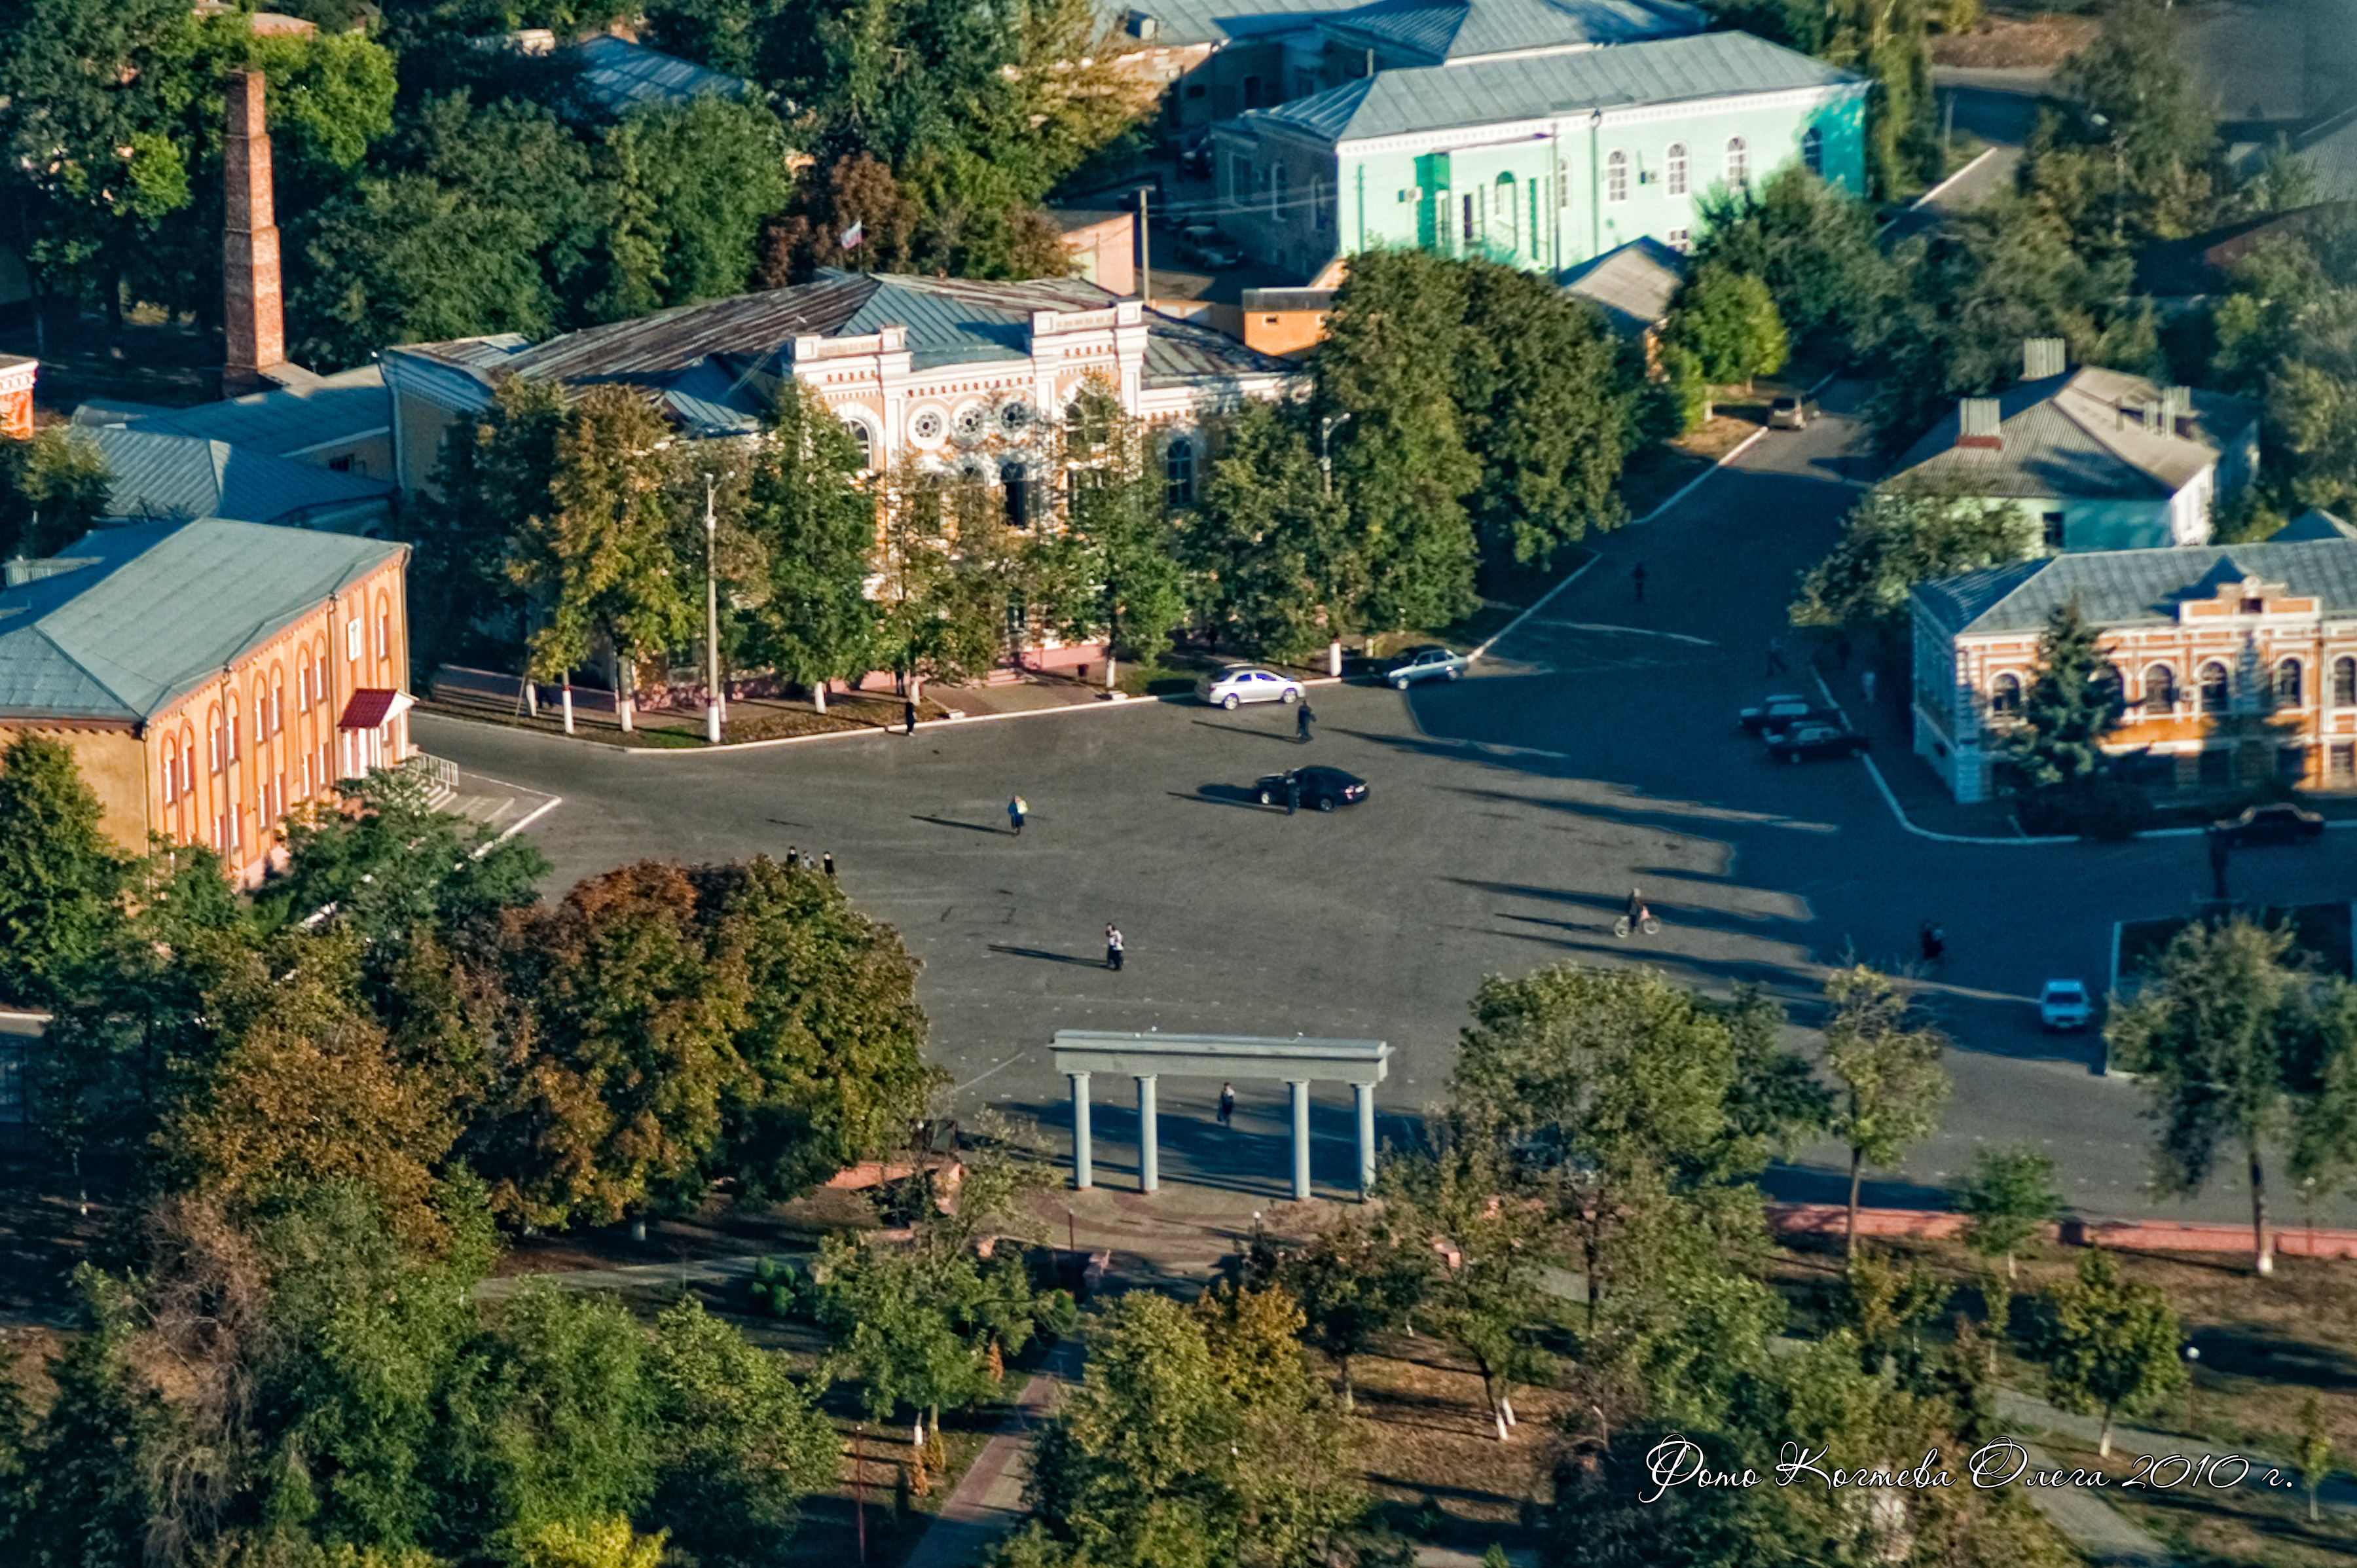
left=1627, top=887, right=1647, bottom=923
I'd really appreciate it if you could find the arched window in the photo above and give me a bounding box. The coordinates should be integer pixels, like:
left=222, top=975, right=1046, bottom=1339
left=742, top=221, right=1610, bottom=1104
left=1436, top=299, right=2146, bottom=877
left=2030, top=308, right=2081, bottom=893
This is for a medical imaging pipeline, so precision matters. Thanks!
left=2199, top=661, right=2231, bottom=714
left=179, top=725, right=194, bottom=799
left=163, top=738, right=178, bottom=805
left=1495, top=172, right=1517, bottom=249
left=1164, top=436, right=1196, bottom=507
left=1664, top=142, right=1689, bottom=197
left=297, top=661, right=308, bottom=713
left=1605, top=150, right=1628, bottom=204
left=271, top=668, right=284, bottom=733
left=375, top=593, right=391, bottom=662
left=1801, top=125, right=1823, bottom=176
left=227, top=694, right=240, bottom=764
left=2142, top=664, right=2176, bottom=715
left=1989, top=672, right=2022, bottom=715
left=1725, top=136, right=1748, bottom=187
left=254, top=684, right=268, bottom=752
left=847, top=420, right=874, bottom=471
left=2275, top=657, right=2303, bottom=708
left=210, top=706, right=225, bottom=773
left=1002, top=462, right=1032, bottom=530
left=2336, top=655, right=2357, bottom=706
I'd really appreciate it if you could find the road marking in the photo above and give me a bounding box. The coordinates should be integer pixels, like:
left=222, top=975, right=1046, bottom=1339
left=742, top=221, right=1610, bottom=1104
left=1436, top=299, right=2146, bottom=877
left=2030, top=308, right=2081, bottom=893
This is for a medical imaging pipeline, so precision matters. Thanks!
left=1536, top=621, right=1718, bottom=646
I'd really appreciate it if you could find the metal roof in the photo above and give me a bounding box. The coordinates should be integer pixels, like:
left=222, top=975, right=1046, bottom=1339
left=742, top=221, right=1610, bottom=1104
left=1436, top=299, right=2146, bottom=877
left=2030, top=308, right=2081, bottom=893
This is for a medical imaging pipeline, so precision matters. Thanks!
left=1559, top=234, right=1687, bottom=334
left=69, top=426, right=395, bottom=530
left=1108, top=0, right=1696, bottom=54
left=1243, top=28, right=1857, bottom=143
left=2276, top=509, right=2357, bottom=542
left=1912, top=539, right=2357, bottom=638
left=388, top=274, right=1293, bottom=415
left=2290, top=104, right=2357, bottom=204
left=70, top=364, right=389, bottom=459
left=0, top=519, right=404, bottom=722
left=573, top=35, right=753, bottom=114
left=1888, top=367, right=2258, bottom=501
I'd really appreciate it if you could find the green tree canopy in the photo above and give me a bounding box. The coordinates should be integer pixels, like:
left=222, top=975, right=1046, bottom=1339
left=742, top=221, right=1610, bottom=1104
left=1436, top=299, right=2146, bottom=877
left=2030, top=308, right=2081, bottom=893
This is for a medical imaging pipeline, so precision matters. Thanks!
left=739, top=379, right=881, bottom=700
left=1791, top=481, right=2041, bottom=636
left=1662, top=262, right=1789, bottom=392
left=0, top=733, right=126, bottom=1007
left=2040, top=1249, right=2186, bottom=1456
left=1823, top=964, right=1951, bottom=1256
left=0, top=428, right=114, bottom=561
left=1955, top=1144, right=2064, bottom=1279
left=2023, top=2, right=2220, bottom=251
left=1181, top=401, right=1365, bottom=660
left=1692, top=165, right=1899, bottom=354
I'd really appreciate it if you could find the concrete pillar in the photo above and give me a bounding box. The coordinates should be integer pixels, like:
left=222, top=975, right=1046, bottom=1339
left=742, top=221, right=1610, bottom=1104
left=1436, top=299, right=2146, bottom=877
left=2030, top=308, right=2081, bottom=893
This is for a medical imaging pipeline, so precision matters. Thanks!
left=1137, top=1074, right=1159, bottom=1194
left=1354, top=1082, right=1376, bottom=1200
left=1069, top=1071, right=1092, bottom=1190
left=1288, top=1080, right=1311, bottom=1201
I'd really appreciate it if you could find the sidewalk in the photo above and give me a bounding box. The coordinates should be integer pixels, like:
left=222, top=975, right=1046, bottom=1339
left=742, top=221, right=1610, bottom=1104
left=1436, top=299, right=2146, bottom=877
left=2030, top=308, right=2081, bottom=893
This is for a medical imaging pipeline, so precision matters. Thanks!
left=1997, top=1385, right=2357, bottom=1520
left=898, top=1338, right=1083, bottom=1568
left=1806, top=654, right=2042, bottom=841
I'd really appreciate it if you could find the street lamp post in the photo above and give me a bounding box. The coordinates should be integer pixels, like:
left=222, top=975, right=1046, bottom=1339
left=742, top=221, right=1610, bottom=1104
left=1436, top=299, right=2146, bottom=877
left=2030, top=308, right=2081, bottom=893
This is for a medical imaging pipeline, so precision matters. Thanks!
left=1319, top=413, right=1353, bottom=676
left=703, top=474, right=723, bottom=745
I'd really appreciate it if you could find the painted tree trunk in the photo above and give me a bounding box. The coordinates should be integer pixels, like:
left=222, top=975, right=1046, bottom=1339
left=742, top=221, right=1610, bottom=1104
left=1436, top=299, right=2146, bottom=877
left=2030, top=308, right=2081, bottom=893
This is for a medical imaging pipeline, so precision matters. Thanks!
left=1846, top=1145, right=1865, bottom=1260
left=2250, top=1140, right=2275, bottom=1276
left=813, top=680, right=828, bottom=714
left=561, top=679, right=576, bottom=735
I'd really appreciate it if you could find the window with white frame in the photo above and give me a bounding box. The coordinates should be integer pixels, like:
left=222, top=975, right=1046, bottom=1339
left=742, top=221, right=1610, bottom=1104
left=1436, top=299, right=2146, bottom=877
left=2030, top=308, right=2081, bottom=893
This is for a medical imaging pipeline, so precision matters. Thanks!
left=1496, top=173, right=1516, bottom=248
left=1665, top=142, right=1688, bottom=196
left=1165, top=436, right=1196, bottom=507
left=1666, top=228, right=1690, bottom=252
left=1801, top=125, right=1823, bottom=176
left=1605, top=150, right=1628, bottom=203
left=1725, top=136, right=1748, bottom=187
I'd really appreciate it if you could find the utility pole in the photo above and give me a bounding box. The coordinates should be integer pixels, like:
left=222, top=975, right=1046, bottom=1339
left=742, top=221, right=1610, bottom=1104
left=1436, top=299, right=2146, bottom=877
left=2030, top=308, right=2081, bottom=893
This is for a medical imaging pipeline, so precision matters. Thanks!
left=1135, top=183, right=1153, bottom=307
left=1319, top=412, right=1352, bottom=675
left=704, top=473, right=723, bottom=744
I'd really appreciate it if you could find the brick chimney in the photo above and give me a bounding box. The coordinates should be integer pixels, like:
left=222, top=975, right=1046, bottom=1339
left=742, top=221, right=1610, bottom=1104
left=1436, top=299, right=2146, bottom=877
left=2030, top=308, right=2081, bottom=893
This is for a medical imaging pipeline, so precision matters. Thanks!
left=222, top=71, right=285, bottom=396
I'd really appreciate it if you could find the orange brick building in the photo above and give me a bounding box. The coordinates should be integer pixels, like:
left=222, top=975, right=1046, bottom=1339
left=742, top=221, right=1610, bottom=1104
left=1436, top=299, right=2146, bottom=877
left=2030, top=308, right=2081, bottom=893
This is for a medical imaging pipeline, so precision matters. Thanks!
left=0, top=354, right=33, bottom=441
left=1912, top=539, right=2357, bottom=803
left=0, top=518, right=412, bottom=883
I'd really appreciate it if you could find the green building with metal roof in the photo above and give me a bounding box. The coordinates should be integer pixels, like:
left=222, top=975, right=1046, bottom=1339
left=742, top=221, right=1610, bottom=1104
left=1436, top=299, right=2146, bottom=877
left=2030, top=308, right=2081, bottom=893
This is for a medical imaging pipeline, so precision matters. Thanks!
left=1207, top=29, right=1866, bottom=279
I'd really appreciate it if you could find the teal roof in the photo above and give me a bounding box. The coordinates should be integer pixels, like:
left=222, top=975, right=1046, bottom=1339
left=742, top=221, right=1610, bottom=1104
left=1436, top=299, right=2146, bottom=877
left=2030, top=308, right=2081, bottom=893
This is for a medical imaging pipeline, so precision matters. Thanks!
left=71, top=365, right=390, bottom=459
left=72, top=426, right=394, bottom=530
left=0, top=520, right=402, bottom=723
left=1243, top=28, right=1859, bottom=143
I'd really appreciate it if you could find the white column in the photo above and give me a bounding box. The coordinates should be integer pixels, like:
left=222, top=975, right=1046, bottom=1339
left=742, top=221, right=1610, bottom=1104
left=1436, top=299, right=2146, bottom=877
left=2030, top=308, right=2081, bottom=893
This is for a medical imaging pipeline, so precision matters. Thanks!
left=1137, top=1074, right=1158, bottom=1194
left=1354, top=1082, right=1376, bottom=1200
left=1070, top=1072, right=1093, bottom=1190
left=1289, top=1080, right=1311, bottom=1201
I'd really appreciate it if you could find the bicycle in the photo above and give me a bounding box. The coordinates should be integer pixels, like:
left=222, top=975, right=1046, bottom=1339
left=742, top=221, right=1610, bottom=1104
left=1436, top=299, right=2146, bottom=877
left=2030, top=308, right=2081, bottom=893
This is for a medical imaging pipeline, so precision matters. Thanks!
left=1612, top=910, right=1661, bottom=938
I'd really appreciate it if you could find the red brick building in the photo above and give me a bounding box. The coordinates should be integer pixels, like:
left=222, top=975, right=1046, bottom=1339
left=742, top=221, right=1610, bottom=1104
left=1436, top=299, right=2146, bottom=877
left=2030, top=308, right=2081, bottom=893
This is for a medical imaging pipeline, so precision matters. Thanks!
left=1912, top=539, right=2357, bottom=803
left=0, top=354, right=33, bottom=441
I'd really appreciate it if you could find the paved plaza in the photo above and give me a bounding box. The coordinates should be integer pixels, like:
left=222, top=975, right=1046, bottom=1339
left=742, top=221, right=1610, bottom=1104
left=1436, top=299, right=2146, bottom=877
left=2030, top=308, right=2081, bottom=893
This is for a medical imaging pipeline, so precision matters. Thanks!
left=415, top=390, right=2357, bottom=1226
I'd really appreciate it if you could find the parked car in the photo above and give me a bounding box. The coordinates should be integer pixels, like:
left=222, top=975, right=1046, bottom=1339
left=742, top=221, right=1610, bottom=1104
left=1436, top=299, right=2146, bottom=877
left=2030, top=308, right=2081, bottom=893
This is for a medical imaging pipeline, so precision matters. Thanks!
left=1384, top=644, right=1469, bottom=688
left=1768, top=395, right=1819, bottom=430
left=2211, top=801, right=2326, bottom=847
left=1178, top=224, right=1243, bottom=268
left=2038, top=979, right=2093, bottom=1031
left=1199, top=665, right=1303, bottom=709
left=1765, top=723, right=1869, bottom=763
left=1256, top=765, right=1368, bottom=811
left=1738, top=694, right=1816, bottom=732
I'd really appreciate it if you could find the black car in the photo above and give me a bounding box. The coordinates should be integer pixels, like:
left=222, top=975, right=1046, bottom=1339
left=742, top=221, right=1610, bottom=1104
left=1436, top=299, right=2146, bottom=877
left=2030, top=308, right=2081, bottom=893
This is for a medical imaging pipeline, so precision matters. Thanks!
left=1255, top=766, right=1368, bottom=811
left=1765, top=723, right=1869, bottom=763
left=2212, top=802, right=2325, bottom=847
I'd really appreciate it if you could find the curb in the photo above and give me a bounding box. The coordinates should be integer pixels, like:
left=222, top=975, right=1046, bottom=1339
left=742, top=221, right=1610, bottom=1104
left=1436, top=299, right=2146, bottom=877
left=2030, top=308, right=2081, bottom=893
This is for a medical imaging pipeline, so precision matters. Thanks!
left=1909, top=144, right=2001, bottom=210
left=415, top=673, right=1355, bottom=759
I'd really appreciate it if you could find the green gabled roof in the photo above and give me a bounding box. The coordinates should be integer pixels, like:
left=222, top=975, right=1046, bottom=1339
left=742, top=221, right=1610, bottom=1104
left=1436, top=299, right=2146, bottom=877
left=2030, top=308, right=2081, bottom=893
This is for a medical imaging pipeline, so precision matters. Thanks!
left=1246, top=28, right=1859, bottom=143
left=0, top=519, right=403, bottom=724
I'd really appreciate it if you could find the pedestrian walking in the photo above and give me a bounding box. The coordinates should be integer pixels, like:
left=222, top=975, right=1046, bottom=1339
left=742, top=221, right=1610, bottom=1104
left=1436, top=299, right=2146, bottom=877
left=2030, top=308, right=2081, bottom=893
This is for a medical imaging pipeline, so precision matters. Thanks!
left=1766, top=638, right=1787, bottom=676
left=1105, top=923, right=1125, bottom=972
left=1296, top=701, right=1316, bottom=743
left=1285, top=773, right=1300, bottom=815
left=1918, top=921, right=1945, bottom=964
left=1861, top=668, right=1878, bottom=704
left=786, top=844, right=798, bottom=871
left=903, top=697, right=919, bottom=735
left=822, top=850, right=836, bottom=879
left=1008, top=795, right=1028, bottom=835
left=1632, top=561, right=1647, bottom=602
left=1217, top=1082, right=1235, bottom=1127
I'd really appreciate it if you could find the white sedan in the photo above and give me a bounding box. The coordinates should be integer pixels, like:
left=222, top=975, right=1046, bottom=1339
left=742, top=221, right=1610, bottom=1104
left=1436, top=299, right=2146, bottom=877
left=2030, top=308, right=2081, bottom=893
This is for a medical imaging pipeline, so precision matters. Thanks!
left=2039, top=979, right=2092, bottom=1031
left=1198, top=665, right=1303, bottom=710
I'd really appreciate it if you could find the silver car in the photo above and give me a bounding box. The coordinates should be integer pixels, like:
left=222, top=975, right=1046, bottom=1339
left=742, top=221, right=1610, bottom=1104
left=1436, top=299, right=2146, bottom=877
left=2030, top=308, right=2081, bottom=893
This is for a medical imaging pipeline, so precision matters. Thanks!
left=1197, top=665, right=1303, bottom=709
left=1385, top=644, right=1469, bottom=689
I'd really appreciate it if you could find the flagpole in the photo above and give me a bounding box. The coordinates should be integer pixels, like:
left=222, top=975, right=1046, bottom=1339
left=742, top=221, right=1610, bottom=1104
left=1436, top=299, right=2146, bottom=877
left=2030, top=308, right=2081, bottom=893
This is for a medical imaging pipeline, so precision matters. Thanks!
left=1135, top=183, right=1152, bottom=307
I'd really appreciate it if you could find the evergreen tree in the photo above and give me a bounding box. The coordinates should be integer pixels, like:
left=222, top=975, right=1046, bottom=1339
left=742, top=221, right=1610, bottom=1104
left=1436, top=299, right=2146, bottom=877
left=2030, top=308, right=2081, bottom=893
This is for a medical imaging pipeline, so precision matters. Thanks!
left=2003, top=599, right=2123, bottom=792
left=2040, top=1249, right=2185, bottom=1457
left=0, top=733, right=125, bottom=1007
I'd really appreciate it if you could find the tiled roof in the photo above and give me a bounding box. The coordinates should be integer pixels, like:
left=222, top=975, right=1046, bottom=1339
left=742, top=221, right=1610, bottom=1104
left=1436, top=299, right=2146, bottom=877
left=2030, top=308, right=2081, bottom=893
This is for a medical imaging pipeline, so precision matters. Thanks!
left=1912, top=539, right=2357, bottom=638
left=1245, top=29, right=1858, bottom=143
left=386, top=274, right=1294, bottom=416
left=1559, top=234, right=1687, bottom=334
left=1889, top=367, right=2259, bottom=501
left=0, top=519, right=403, bottom=722
left=573, top=35, right=752, bottom=114
left=72, top=426, right=395, bottom=530
left=70, top=364, right=389, bottom=459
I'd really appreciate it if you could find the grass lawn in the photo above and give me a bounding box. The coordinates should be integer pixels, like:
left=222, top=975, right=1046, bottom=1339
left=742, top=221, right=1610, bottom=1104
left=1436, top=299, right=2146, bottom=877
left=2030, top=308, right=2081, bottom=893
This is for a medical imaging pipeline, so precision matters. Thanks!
left=1344, top=1334, right=1571, bottom=1556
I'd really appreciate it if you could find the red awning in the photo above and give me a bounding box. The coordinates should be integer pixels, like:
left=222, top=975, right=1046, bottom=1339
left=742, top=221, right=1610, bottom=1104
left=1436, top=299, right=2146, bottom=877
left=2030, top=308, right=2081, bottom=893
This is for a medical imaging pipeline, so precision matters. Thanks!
left=338, top=688, right=414, bottom=730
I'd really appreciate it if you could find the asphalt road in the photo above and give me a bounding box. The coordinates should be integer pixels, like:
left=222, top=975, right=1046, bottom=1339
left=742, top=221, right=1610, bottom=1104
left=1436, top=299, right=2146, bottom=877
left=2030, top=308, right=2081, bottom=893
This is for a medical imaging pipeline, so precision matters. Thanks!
left=414, top=391, right=2357, bottom=1226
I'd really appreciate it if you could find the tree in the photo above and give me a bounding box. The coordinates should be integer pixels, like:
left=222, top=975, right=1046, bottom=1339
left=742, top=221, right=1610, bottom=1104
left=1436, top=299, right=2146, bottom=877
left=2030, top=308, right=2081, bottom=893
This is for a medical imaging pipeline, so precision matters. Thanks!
left=2296, top=1393, right=2336, bottom=1525
left=1955, top=1144, right=2062, bottom=1281
left=1036, top=386, right=1188, bottom=685
left=740, top=380, right=880, bottom=706
left=756, top=150, right=924, bottom=284
left=589, top=96, right=791, bottom=319
left=2041, top=1248, right=2185, bottom=1457
left=1662, top=263, right=1789, bottom=399
left=2211, top=220, right=2357, bottom=517
left=2024, top=3, right=2220, bottom=251
left=516, top=1518, right=669, bottom=1568
left=1790, top=481, right=2039, bottom=637
left=872, top=454, right=1014, bottom=689
left=507, top=384, right=701, bottom=731
left=1822, top=965, right=1950, bottom=1258
left=1315, top=249, right=1482, bottom=633
left=414, top=374, right=568, bottom=668
left=0, top=733, right=124, bottom=1007
left=1693, top=166, right=1899, bottom=355
left=2000, top=597, right=2147, bottom=837
left=1457, top=264, right=1638, bottom=575
left=0, top=428, right=112, bottom=560
left=1262, top=1212, right=1430, bottom=1408
left=1181, top=401, right=1364, bottom=659
left=2104, top=915, right=2310, bottom=1275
